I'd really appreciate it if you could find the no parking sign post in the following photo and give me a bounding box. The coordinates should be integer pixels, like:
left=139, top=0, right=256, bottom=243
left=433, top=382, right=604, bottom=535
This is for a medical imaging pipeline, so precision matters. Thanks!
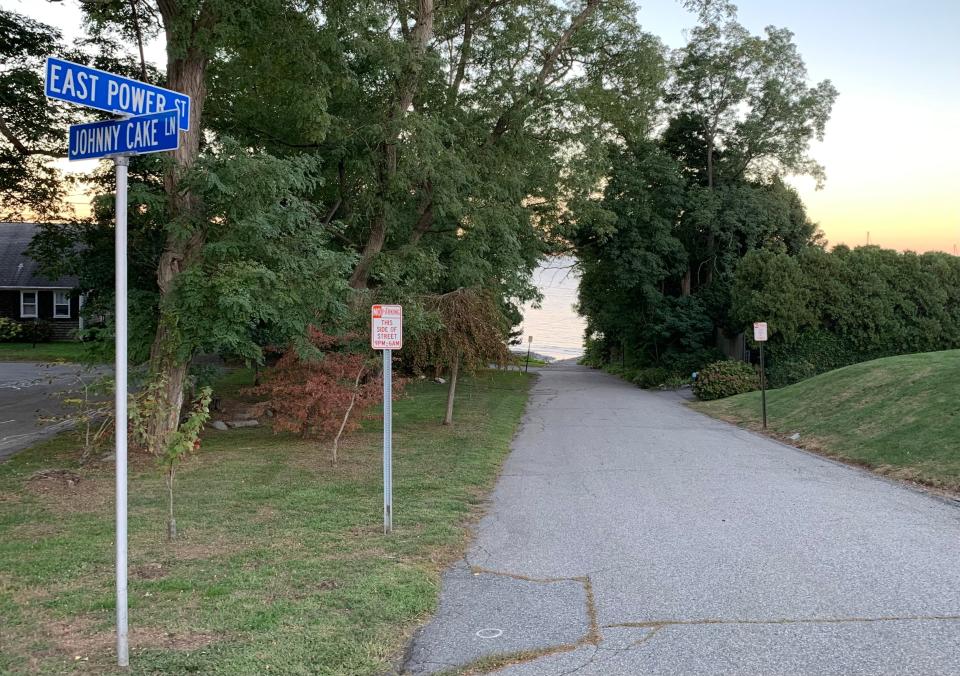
left=372, top=305, right=402, bottom=534
left=754, top=322, right=768, bottom=429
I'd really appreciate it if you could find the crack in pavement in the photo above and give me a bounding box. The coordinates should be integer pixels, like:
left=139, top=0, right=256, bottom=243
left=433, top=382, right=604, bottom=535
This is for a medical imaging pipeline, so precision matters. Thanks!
left=404, top=563, right=601, bottom=675
left=604, top=614, right=960, bottom=629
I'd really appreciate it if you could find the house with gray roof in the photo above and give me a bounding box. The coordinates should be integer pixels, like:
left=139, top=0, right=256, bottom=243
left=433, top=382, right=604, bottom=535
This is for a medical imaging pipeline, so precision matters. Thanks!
left=0, top=222, right=81, bottom=340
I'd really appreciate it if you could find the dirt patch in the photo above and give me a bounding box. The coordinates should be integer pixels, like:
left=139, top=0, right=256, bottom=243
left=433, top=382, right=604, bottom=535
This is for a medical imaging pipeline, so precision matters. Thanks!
left=131, top=562, right=167, bottom=580
left=254, top=505, right=277, bottom=523
left=269, top=578, right=339, bottom=602
left=44, top=617, right=102, bottom=662
left=0, top=490, right=23, bottom=505
left=169, top=537, right=246, bottom=561
left=130, top=627, right=220, bottom=651
left=10, top=520, right=61, bottom=540
left=24, top=469, right=112, bottom=513
left=28, top=469, right=82, bottom=487
left=44, top=617, right=221, bottom=662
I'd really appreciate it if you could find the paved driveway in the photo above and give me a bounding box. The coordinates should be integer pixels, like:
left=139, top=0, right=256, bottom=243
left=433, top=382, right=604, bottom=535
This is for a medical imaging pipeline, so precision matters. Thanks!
left=405, top=363, right=960, bottom=675
left=0, top=362, right=102, bottom=461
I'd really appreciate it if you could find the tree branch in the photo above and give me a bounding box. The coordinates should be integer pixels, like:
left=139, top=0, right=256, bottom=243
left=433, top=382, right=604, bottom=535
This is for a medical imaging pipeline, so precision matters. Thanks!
left=485, top=0, right=600, bottom=146
left=350, top=0, right=435, bottom=289
left=447, top=6, right=473, bottom=106
left=408, top=182, right=434, bottom=245
left=128, top=0, right=148, bottom=81
left=0, top=117, right=64, bottom=158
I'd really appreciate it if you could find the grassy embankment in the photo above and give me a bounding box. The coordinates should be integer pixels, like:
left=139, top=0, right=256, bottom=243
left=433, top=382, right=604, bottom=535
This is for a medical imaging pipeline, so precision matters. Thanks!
left=0, top=370, right=531, bottom=674
left=0, top=342, right=91, bottom=363
left=695, top=349, right=960, bottom=491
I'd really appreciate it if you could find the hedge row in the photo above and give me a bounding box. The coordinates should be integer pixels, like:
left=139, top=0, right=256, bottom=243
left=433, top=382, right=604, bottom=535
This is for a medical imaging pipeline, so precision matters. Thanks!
left=733, top=245, right=960, bottom=386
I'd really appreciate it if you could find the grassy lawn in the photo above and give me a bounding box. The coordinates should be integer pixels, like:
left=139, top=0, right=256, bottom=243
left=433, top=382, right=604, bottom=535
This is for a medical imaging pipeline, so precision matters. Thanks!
left=510, top=355, right=549, bottom=368
left=0, top=370, right=531, bottom=674
left=694, top=349, right=960, bottom=490
left=0, top=342, right=93, bottom=363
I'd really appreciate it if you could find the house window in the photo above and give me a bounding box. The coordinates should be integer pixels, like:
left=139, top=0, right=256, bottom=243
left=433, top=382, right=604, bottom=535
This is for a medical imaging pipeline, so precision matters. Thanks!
left=54, top=291, right=71, bottom=319
left=20, top=291, right=38, bottom=318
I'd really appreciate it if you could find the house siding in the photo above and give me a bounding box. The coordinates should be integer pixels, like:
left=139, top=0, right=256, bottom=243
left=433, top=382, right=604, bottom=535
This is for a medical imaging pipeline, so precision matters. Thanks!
left=0, top=290, right=17, bottom=319
left=0, top=289, right=80, bottom=341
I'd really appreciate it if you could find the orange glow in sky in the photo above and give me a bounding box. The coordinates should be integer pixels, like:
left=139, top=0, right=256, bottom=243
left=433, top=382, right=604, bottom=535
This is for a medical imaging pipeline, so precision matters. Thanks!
left=643, top=0, right=960, bottom=255
left=790, top=93, right=959, bottom=254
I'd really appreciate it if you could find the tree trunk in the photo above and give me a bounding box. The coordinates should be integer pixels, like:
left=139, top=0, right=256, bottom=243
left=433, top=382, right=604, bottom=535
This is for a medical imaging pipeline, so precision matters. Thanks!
left=705, top=136, right=716, bottom=285
left=349, top=208, right=387, bottom=289
left=681, top=267, right=692, bottom=296
left=348, top=0, right=434, bottom=290
left=144, top=7, right=210, bottom=455
left=443, top=356, right=459, bottom=425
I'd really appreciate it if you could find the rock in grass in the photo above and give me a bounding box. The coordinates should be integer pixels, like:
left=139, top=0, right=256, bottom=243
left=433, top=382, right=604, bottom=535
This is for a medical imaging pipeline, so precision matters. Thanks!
left=226, top=419, right=259, bottom=429
left=210, top=420, right=229, bottom=431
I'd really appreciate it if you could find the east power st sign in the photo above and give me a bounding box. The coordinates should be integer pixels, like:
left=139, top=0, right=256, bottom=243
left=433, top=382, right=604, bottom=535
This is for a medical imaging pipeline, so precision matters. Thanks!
left=44, top=56, right=193, bottom=667
left=68, top=109, right=179, bottom=160
left=371, top=305, right=403, bottom=350
left=45, top=57, right=191, bottom=131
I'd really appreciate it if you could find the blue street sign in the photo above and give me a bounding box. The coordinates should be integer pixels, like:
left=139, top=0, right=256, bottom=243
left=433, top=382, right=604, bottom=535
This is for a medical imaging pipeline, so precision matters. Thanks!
left=68, top=109, right=179, bottom=161
left=45, top=57, right=190, bottom=131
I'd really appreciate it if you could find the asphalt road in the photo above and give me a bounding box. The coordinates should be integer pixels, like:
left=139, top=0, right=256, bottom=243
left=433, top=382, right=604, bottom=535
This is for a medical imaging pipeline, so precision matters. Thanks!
left=0, top=362, right=97, bottom=461
left=404, top=362, right=960, bottom=675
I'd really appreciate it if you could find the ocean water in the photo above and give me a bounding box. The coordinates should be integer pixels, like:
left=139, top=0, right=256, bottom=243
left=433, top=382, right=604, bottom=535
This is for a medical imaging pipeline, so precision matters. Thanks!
left=518, top=257, right=586, bottom=360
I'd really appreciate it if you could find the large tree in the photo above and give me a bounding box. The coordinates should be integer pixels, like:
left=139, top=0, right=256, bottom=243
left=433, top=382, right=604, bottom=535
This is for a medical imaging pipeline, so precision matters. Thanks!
left=574, top=3, right=835, bottom=372
left=57, top=0, right=357, bottom=452
left=207, top=0, right=664, bottom=303
left=668, top=3, right=836, bottom=287
left=22, top=0, right=670, bottom=449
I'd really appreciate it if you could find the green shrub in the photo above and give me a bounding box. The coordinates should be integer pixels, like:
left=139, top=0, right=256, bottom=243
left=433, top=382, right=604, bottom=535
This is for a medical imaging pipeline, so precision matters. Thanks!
left=580, top=337, right=607, bottom=367
left=662, top=374, right=692, bottom=390
left=733, top=247, right=960, bottom=386
left=766, top=330, right=866, bottom=387
left=766, top=357, right=817, bottom=388
left=632, top=367, right=670, bottom=389
left=693, top=360, right=760, bottom=401
left=22, top=320, right=53, bottom=344
left=660, top=348, right=724, bottom=378
left=0, top=317, right=22, bottom=342
left=602, top=363, right=629, bottom=377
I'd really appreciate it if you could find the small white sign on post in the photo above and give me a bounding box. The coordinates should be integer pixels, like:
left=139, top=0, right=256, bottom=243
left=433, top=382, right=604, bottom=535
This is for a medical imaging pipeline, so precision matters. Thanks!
left=371, top=305, right=402, bottom=534
left=753, top=321, right=769, bottom=429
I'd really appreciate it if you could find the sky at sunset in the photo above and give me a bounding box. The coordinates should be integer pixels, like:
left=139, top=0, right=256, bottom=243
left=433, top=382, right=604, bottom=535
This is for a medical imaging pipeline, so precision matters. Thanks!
left=639, top=0, right=960, bottom=254
left=6, top=0, right=959, bottom=254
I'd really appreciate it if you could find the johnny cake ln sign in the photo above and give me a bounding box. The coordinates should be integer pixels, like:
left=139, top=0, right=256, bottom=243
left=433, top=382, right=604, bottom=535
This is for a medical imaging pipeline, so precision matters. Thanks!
left=68, top=109, right=179, bottom=161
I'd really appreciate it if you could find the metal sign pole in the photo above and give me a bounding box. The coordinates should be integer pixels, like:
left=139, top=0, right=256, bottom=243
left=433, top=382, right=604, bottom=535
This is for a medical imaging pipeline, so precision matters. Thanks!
left=760, top=342, right=767, bottom=430
left=114, top=155, right=129, bottom=667
left=46, top=57, right=192, bottom=669
left=383, top=349, right=393, bottom=534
